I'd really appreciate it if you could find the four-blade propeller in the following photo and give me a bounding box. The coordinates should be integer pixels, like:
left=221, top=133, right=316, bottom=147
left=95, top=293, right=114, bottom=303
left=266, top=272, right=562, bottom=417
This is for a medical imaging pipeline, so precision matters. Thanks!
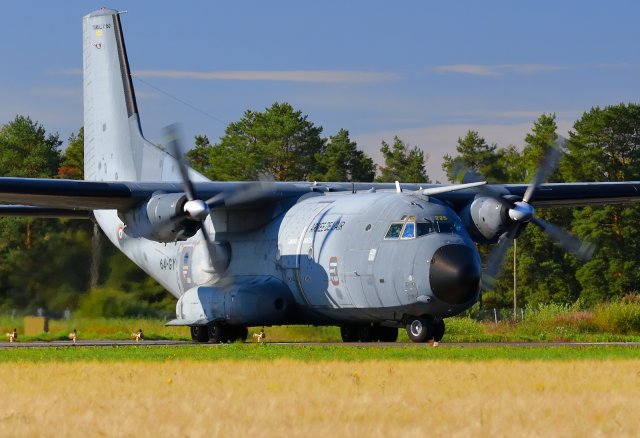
left=163, top=124, right=227, bottom=273
left=481, top=136, right=595, bottom=290
left=160, top=124, right=277, bottom=274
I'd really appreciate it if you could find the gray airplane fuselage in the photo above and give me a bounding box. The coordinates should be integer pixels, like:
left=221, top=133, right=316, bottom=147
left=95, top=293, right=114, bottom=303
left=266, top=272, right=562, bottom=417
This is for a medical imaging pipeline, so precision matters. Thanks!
left=103, top=190, right=481, bottom=328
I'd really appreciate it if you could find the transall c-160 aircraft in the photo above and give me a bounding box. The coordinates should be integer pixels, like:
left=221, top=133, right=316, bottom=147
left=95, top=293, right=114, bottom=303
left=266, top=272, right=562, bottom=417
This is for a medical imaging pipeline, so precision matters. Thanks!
left=1, top=8, right=639, bottom=343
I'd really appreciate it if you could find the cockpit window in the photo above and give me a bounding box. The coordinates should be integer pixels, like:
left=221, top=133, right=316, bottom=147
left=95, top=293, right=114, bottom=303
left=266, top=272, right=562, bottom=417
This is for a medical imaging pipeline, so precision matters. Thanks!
left=384, top=223, right=404, bottom=239
left=386, top=217, right=460, bottom=240
left=435, top=220, right=456, bottom=233
left=401, top=222, right=415, bottom=239
left=416, top=221, right=435, bottom=236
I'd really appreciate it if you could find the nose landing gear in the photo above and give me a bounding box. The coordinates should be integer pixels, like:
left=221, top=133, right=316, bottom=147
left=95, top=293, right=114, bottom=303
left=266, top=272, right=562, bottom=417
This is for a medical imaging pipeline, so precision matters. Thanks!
left=405, top=316, right=445, bottom=343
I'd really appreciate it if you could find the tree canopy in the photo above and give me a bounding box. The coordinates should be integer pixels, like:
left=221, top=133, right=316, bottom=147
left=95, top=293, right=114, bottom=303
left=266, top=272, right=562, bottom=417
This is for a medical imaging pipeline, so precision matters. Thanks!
left=311, top=129, right=375, bottom=182
left=187, top=102, right=326, bottom=181
left=2, top=101, right=640, bottom=316
left=376, top=136, right=430, bottom=183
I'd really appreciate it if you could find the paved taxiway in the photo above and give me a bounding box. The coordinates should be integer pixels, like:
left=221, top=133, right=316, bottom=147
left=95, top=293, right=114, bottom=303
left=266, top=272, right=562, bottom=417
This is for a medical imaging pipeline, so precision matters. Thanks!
left=2, top=340, right=640, bottom=349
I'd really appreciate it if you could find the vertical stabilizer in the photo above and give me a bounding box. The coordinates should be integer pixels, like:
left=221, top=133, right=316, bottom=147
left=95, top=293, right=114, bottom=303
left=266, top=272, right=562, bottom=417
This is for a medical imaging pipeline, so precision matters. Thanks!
left=83, top=8, right=203, bottom=183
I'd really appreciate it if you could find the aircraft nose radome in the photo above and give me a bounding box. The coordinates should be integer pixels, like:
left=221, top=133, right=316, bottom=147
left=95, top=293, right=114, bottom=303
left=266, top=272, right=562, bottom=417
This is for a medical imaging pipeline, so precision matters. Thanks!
left=429, top=244, right=481, bottom=305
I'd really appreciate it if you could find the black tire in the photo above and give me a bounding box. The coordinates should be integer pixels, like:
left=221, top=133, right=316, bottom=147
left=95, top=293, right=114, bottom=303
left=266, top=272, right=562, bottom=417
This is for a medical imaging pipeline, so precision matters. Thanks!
left=406, top=316, right=433, bottom=343
left=357, top=325, right=374, bottom=342
left=433, top=319, right=445, bottom=342
left=237, top=327, right=249, bottom=342
left=208, top=324, right=230, bottom=343
left=377, top=326, right=399, bottom=343
left=340, top=325, right=358, bottom=342
left=190, top=326, right=209, bottom=343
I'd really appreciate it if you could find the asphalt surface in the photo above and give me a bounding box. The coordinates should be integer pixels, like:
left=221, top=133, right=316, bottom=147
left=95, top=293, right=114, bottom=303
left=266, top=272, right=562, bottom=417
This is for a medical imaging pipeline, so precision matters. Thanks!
left=2, top=340, right=640, bottom=349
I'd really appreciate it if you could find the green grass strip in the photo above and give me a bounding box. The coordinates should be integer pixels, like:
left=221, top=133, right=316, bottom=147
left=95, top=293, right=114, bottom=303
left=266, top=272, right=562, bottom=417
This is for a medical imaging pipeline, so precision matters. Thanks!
left=1, top=344, right=640, bottom=362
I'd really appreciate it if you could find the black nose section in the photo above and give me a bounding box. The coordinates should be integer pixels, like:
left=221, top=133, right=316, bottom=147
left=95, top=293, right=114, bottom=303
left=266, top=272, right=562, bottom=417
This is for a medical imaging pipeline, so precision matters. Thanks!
left=430, top=244, right=481, bottom=305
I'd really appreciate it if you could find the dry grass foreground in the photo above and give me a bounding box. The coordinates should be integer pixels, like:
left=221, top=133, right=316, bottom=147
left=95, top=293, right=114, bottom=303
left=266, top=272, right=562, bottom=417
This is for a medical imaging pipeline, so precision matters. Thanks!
left=0, top=360, right=639, bottom=437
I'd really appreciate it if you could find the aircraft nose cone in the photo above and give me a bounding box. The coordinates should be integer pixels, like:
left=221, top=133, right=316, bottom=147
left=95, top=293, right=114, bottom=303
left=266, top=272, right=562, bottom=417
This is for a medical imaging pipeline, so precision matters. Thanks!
left=429, top=244, right=481, bottom=305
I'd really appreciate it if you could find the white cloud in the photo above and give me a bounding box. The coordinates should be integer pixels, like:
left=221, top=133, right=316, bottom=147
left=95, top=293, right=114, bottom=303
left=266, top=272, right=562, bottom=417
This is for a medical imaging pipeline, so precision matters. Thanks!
left=133, top=70, right=399, bottom=84
left=433, top=64, right=566, bottom=76
left=50, top=68, right=399, bottom=84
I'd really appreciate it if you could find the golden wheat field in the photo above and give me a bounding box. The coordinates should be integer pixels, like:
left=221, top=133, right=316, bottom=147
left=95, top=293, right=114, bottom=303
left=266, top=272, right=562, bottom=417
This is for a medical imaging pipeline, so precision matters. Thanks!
left=0, top=360, right=639, bottom=437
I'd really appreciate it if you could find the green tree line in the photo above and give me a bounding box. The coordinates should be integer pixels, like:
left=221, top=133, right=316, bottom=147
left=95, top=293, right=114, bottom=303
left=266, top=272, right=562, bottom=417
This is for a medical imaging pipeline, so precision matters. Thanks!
left=0, top=102, right=639, bottom=317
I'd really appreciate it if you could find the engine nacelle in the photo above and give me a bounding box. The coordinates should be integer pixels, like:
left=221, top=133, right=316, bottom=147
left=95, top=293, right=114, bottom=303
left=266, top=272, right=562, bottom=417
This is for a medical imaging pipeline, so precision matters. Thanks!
left=119, top=192, right=199, bottom=242
left=460, top=196, right=510, bottom=243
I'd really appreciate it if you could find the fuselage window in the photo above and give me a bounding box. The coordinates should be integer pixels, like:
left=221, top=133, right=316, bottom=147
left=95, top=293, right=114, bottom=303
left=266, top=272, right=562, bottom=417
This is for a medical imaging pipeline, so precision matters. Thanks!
left=401, top=222, right=415, bottom=239
left=416, top=221, right=435, bottom=237
left=384, top=223, right=404, bottom=239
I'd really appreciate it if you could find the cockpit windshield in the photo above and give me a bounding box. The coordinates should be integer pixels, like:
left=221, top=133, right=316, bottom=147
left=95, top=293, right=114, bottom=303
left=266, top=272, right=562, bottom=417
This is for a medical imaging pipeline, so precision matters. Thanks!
left=435, top=220, right=456, bottom=233
left=384, top=223, right=404, bottom=239
left=384, top=216, right=459, bottom=240
left=416, top=221, right=435, bottom=236
left=401, top=222, right=415, bottom=239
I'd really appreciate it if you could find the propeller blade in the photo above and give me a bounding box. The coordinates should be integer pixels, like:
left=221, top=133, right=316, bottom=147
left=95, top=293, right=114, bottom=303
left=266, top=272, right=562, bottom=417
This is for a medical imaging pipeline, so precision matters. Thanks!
left=198, top=223, right=217, bottom=270
left=483, top=224, right=519, bottom=290
left=199, top=223, right=231, bottom=273
left=163, top=123, right=197, bottom=201
left=522, top=137, right=564, bottom=204
left=531, top=217, right=595, bottom=261
left=205, top=180, right=275, bottom=209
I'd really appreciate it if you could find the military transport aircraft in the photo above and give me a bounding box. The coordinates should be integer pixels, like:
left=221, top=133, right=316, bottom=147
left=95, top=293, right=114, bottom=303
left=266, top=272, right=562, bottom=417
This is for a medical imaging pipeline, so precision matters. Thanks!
left=1, top=7, right=640, bottom=343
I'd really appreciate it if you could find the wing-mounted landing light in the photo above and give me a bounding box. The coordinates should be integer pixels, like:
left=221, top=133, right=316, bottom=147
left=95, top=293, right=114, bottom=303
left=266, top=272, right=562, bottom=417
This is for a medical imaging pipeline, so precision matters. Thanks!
left=479, top=136, right=595, bottom=290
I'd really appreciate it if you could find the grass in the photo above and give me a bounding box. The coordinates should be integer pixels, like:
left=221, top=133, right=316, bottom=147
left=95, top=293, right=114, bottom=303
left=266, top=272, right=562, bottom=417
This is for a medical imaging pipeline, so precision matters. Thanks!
left=3, top=301, right=640, bottom=343
left=3, top=303, right=640, bottom=436
left=1, top=360, right=639, bottom=436
left=1, top=344, right=640, bottom=362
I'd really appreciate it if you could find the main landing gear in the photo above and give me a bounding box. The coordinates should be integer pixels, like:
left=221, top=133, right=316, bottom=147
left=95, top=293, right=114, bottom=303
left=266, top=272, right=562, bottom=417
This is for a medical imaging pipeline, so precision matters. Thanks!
left=405, top=316, right=445, bottom=343
left=340, top=324, right=399, bottom=342
left=190, top=323, right=249, bottom=344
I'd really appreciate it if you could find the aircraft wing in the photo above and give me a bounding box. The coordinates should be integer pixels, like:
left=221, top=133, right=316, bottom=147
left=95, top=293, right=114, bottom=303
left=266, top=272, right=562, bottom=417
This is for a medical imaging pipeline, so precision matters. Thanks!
left=0, top=177, right=314, bottom=216
left=1, top=177, right=640, bottom=218
left=433, top=181, right=640, bottom=208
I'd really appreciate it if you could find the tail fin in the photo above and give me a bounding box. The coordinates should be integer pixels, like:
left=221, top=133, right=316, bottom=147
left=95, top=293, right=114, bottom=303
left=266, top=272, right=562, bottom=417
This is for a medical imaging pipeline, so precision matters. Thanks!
left=83, top=8, right=200, bottom=183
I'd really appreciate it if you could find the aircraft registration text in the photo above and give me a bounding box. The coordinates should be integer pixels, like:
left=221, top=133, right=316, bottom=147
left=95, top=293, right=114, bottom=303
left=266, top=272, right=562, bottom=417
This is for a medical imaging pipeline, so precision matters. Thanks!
left=310, top=221, right=345, bottom=233
left=160, top=257, right=177, bottom=271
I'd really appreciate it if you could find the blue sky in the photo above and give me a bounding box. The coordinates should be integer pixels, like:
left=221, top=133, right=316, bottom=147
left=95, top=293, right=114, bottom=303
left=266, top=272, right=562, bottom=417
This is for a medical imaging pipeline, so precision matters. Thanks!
left=1, top=1, right=638, bottom=182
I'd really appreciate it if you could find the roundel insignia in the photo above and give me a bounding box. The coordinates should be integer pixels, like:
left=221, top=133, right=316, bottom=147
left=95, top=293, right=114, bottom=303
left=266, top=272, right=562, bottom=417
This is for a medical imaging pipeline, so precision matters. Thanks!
left=329, top=256, right=339, bottom=286
left=117, top=225, right=124, bottom=240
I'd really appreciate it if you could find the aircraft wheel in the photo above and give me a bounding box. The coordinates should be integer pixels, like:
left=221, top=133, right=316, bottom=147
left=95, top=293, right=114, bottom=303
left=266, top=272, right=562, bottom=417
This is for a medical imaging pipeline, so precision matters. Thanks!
left=357, top=325, right=374, bottom=342
left=433, top=319, right=445, bottom=342
left=237, top=327, right=249, bottom=342
left=406, top=316, right=433, bottom=343
left=340, top=325, right=358, bottom=342
left=208, top=324, right=230, bottom=343
left=377, top=326, right=399, bottom=342
left=190, top=326, right=209, bottom=343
